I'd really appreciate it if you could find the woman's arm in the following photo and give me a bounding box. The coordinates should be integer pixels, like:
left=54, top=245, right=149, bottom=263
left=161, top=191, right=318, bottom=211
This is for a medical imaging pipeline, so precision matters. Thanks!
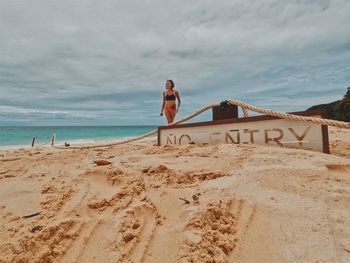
left=160, top=92, right=165, bottom=116
left=175, top=91, right=181, bottom=112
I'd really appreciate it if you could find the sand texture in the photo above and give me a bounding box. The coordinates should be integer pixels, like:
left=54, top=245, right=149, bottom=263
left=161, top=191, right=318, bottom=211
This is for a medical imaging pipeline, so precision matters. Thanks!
left=0, top=126, right=349, bottom=263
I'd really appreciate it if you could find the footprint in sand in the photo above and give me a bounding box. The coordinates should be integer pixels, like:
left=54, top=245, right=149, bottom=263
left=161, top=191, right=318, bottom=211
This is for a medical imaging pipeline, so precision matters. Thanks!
left=178, top=198, right=256, bottom=262
left=0, top=219, right=82, bottom=263
left=324, top=195, right=350, bottom=260
left=117, top=204, right=160, bottom=263
left=326, top=164, right=350, bottom=173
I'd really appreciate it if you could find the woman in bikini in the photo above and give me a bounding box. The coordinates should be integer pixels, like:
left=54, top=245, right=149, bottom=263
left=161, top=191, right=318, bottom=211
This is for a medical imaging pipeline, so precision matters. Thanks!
left=160, top=80, right=181, bottom=124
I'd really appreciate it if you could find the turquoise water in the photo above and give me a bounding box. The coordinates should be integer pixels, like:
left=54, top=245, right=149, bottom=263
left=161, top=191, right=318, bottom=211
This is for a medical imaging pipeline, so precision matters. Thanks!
left=0, top=126, right=157, bottom=148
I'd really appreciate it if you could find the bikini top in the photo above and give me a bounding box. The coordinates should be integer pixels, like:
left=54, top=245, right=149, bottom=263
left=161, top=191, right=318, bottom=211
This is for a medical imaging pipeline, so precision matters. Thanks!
left=165, top=92, right=176, bottom=101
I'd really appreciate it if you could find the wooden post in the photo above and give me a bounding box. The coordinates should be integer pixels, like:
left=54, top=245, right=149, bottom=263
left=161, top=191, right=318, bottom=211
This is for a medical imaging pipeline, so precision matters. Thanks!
left=51, top=133, right=56, bottom=146
left=31, top=137, right=36, bottom=147
left=212, top=101, right=238, bottom=121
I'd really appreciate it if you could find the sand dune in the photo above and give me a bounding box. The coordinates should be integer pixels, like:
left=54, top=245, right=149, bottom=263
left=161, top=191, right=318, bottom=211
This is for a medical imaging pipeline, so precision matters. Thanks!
left=0, top=126, right=349, bottom=263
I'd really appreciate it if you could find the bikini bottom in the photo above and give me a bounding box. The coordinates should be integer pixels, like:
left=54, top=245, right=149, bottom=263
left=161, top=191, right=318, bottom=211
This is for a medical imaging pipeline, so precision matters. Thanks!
left=165, top=107, right=176, bottom=113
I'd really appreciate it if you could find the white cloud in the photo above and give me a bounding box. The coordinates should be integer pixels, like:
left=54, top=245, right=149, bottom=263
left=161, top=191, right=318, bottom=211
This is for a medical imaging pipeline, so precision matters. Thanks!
left=0, top=0, right=349, bottom=125
left=0, top=106, right=97, bottom=119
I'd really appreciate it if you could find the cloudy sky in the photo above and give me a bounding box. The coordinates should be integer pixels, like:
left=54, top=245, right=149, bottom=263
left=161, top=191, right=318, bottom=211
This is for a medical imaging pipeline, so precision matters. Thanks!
left=0, top=0, right=349, bottom=125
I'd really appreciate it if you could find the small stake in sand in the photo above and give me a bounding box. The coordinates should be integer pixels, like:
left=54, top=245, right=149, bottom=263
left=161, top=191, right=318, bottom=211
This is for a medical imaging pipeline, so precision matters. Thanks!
left=22, top=212, right=41, bottom=219
left=179, top=197, right=190, bottom=204
left=94, top=160, right=112, bottom=166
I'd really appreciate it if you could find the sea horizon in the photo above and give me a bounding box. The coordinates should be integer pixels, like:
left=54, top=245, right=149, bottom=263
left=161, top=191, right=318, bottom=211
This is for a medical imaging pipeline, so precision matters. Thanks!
left=0, top=125, right=157, bottom=127
left=0, top=125, right=157, bottom=148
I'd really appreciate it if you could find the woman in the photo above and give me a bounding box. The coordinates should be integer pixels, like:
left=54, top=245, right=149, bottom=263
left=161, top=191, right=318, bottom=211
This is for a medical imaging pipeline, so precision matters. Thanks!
left=160, top=80, right=181, bottom=124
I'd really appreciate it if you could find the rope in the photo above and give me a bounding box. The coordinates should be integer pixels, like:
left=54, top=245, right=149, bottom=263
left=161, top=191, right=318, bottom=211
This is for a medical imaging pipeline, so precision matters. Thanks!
left=241, top=106, right=249, bottom=117
left=50, top=99, right=349, bottom=150
left=35, top=138, right=53, bottom=147
left=52, top=103, right=219, bottom=149
left=226, top=100, right=350, bottom=129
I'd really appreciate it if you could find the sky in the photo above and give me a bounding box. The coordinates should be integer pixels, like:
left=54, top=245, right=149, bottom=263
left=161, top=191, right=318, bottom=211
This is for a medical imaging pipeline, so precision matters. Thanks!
left=0, top=0, right=349, bottom=126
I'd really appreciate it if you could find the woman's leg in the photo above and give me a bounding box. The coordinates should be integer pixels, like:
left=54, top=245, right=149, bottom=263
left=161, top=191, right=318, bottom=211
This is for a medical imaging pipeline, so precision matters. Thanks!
left=170, top=111, right=176, bottom=123
left=164, top=109, right=172, bottom=124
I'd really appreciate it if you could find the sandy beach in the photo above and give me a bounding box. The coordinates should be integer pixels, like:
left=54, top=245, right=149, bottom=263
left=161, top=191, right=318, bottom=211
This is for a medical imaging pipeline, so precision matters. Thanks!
left=0, top=126, right=349, bottom=263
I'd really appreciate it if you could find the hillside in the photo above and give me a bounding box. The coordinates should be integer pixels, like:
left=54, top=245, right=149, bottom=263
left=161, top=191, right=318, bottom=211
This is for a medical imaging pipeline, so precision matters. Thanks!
left=308, top=87, right=350, bottom=121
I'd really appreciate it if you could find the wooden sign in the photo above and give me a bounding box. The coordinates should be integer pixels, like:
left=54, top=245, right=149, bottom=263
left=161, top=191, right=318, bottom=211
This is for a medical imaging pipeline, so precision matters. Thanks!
left=158, top=110, right=330, bottom=153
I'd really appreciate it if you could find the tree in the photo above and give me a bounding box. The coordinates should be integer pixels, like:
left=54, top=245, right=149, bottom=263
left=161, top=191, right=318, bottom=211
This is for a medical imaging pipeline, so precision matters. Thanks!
left=333, top=87, right=350, bottom=121
left=307, top=87, right=350, bottom=121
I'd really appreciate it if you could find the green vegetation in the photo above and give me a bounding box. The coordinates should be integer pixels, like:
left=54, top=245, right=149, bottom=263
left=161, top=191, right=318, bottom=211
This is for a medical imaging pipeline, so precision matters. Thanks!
left=308, top=87, right=350, bottom=122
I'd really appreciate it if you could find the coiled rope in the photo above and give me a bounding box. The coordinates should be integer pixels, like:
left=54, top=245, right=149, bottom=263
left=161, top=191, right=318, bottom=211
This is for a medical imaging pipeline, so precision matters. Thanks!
left=51, top=99, right=349, bottom=150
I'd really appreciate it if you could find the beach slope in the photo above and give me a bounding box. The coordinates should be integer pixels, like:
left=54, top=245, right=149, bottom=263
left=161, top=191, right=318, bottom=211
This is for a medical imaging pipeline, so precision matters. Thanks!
left=0, top=127, right=349, bottom=262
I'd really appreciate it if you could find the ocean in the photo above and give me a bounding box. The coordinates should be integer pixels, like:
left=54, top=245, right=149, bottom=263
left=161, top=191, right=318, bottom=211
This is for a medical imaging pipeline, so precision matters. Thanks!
left=0, top=126, right=157, bottom=149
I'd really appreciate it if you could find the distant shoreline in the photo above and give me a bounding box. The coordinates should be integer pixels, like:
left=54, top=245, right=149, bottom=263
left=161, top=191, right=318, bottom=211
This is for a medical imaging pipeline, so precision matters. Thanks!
left=0, top=136, right=157, bottom=151
left=0, top=126, right=157, bottom=148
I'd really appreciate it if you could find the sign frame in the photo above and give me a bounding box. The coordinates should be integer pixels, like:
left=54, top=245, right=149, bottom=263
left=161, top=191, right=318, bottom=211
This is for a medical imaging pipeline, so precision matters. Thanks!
left=157, top=110, right=330, bottom=154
